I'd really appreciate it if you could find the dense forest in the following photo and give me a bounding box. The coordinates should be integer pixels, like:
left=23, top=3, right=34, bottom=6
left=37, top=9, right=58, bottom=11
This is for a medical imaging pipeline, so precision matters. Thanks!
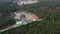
left=0, top=1, right=20, bottom=28
left=0, top=0, right=60, bottom=34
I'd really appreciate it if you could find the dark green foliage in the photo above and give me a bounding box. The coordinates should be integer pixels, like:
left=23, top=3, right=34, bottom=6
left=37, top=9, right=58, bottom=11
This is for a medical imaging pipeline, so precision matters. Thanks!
left=0, top=1, right=20, bottom=27
left=1, top=20, right=60, bottom=34
left=0, top=1, right=60, bottom=34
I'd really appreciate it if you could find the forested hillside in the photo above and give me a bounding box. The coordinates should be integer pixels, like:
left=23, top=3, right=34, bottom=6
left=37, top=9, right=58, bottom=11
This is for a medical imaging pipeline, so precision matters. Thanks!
left=0, top=0, right=60, bottom=34
left=0, top=1, right=20, bottom=29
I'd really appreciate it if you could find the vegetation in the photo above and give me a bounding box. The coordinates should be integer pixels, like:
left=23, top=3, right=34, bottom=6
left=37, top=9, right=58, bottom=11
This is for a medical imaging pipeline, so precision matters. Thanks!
left=0, top=1, right=20, bottom=27
left=0, top=0, right=60, bottom=34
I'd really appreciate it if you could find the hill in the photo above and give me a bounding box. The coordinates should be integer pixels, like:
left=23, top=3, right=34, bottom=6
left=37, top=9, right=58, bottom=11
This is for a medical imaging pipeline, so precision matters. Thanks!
left=0, top=0, right=60, bottom=34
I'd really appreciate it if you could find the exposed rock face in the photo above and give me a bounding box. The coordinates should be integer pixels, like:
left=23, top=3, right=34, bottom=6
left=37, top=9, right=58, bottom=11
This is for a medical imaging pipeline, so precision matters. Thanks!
left=11, top=0, right=39, bottom=5
left=13, top=10, right=39, bottom=21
